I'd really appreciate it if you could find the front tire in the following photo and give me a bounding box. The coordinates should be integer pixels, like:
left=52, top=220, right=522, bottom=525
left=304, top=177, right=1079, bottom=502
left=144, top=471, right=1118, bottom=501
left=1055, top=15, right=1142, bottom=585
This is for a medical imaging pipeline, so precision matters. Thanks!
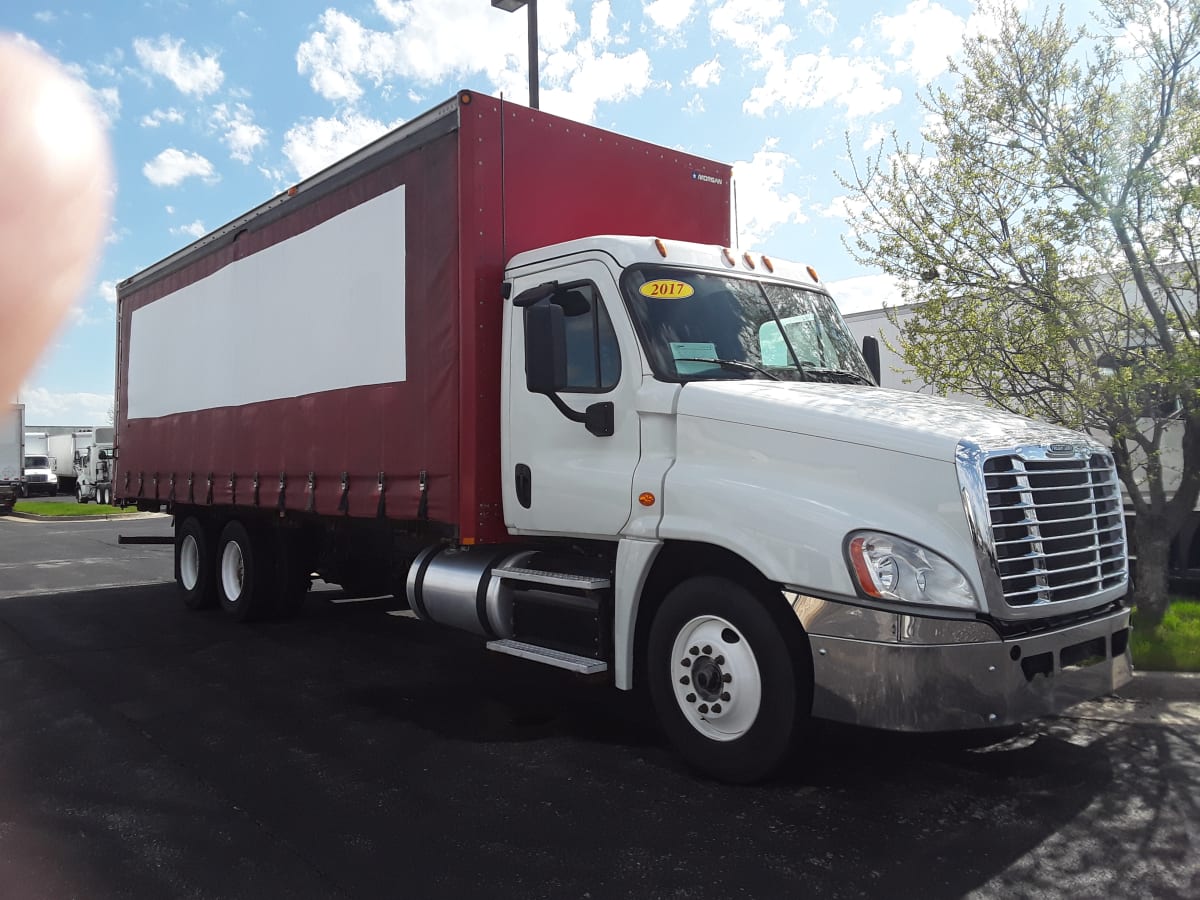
left=647, top=576, right=811, bottom=783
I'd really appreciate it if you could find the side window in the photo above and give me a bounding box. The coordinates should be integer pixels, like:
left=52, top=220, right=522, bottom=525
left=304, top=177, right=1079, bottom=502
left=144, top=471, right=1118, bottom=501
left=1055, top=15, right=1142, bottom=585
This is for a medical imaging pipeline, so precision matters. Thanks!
left=543, top=282, right=622, bottom=392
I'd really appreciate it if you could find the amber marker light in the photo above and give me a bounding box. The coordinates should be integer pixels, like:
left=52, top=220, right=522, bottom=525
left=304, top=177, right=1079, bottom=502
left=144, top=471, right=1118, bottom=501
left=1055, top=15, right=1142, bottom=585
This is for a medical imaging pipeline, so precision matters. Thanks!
left=807, top=265, right=820, bottom=282
left=459, top=91, right=473, bottom=105
left=638, top=492, right=656, bottom=507
left=654, top=238, right=668, bottom=258
left=847, top=536, right=885, bottom=599
left=743, top=252, right=756, bottom=269
left=722, top=248, right=736, bottom=266
left=287, top=186, right=298, bottom=196
left=762, top=256, right=775, bottom=273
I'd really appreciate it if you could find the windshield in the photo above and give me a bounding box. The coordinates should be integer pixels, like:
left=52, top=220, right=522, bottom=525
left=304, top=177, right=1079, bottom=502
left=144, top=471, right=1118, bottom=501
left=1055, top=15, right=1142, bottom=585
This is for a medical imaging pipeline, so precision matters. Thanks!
left=622, top=266, right=873, bottom=384
left=25, top=456, right=49, bottom=468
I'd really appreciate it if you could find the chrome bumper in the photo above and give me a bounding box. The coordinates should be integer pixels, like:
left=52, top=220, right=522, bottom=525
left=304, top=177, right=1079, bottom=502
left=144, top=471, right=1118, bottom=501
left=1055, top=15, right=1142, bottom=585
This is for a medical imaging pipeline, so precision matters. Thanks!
left=800, top=601, right=1132, bottom=732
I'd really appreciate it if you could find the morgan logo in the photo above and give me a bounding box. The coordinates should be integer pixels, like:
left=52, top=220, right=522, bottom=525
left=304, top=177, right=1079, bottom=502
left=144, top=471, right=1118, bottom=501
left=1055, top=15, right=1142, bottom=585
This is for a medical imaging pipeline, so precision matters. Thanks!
left=692, top=171, right=725, bottom=185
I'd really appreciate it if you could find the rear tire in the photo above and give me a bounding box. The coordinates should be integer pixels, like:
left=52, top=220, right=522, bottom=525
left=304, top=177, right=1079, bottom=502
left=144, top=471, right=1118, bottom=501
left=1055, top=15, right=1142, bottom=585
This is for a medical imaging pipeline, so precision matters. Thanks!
left=176, top=516, right=216, bottom=610
left=216, top=520, right=275, bottom=622
left=646, top=575, right=811, bottom=783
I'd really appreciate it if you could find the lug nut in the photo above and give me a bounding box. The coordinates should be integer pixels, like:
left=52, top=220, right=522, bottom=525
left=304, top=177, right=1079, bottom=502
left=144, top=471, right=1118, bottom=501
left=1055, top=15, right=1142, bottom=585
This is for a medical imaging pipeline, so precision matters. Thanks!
left=698, top=704, right=709, bottom=714
left=712, top=703, right=722, bottom=714
left=715, top=655, right=725, bottom=665
left=689, top=646, right=699, bottom=656
left=681, top=658, right=692, bottom=667
left=702, top=645, right=712, bottom=655
left=722, top=673, right=732, bottom=683
left=721, top=692, right=730, bottom=701
left=686, top=693, right=696, bottom=703
left=680, top=676, right=690, bottom=685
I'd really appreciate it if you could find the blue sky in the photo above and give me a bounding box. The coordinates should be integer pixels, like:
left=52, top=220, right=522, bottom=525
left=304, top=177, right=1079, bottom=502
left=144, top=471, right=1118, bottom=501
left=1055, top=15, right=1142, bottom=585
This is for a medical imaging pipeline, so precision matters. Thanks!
left=7, top=0, right=1045, bottom=424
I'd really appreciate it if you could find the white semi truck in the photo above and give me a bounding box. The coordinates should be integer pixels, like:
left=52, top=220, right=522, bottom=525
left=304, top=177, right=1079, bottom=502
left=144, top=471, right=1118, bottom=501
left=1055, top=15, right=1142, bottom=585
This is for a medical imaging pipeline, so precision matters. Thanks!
left=75, top=426, right=114, bottom=505
left=22, top=431, right=57, bottom=497
left=116, top=92, right=1134, bottom=782
left=0, top=404, right=23, bottom=514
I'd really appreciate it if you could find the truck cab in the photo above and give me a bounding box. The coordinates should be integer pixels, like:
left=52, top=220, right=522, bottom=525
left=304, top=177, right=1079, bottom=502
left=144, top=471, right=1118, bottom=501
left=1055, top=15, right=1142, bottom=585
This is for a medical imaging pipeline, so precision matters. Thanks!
left=75, top=442, right=114, bottom=505
left=22, top=454, right=57, bottom=497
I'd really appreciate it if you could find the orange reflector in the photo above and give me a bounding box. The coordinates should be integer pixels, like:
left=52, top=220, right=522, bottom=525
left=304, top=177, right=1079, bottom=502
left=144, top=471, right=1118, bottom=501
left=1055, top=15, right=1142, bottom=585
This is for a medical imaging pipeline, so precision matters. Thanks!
left=762, top=256, right=775, bottom=273
left=638, top=492, right=656, bottom=507
left=722, top=248, right=735, bottom=266
left=846, top=536, right=883, bottom=599
left=806, top=265, right=820, bottom=282
left=461, top=537, right=476, bottom=546
left=743, top=252, right=756, bottom=269
left=654, top=238, right=668, bottom=258
left=287, top=186, right=298, bottom=196
left=460, top=91, right=472, bottom=105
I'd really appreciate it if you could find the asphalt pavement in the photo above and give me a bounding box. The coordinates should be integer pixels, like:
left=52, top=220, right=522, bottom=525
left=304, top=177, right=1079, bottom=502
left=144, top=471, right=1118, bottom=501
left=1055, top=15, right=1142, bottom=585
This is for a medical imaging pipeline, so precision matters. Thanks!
left=0, top=515, right=1196, bottom=899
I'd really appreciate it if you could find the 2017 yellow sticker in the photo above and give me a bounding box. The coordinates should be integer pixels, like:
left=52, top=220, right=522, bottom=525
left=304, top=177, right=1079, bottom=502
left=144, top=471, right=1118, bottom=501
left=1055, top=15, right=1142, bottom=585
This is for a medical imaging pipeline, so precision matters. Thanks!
left=639, top=279, right=695, bottom=299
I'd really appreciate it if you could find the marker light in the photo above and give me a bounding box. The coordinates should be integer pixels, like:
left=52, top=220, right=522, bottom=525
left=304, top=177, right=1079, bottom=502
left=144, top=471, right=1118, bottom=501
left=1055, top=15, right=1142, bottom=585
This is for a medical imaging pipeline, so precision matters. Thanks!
left=806, top=265, right=820, bottom=282
left=762, top=256, right=775, bottom=273
left=722, top=248, right=736, bottom=266
left=743, top=252, right=756, bottom=269
left=638, top=492, right=656, bottom=507
left=654, top=238, right=668, bottom=258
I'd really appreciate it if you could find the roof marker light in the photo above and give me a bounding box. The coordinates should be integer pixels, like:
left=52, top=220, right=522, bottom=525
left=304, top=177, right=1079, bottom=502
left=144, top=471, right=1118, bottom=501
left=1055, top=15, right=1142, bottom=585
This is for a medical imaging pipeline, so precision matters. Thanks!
left=807, top=265, right=820, bottom=282
left=743, top=252, right=756, bottom=269
left=654, top=238, right=668, bottom=258
left=762, top=256, right=775, bottom=273
left=722, top=248, right=736, bottom=266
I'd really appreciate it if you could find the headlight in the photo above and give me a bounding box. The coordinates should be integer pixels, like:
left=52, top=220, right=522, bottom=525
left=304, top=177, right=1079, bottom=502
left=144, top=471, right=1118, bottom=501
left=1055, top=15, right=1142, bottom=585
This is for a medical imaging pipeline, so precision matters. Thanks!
left=845, top=531, right=977, bottom=610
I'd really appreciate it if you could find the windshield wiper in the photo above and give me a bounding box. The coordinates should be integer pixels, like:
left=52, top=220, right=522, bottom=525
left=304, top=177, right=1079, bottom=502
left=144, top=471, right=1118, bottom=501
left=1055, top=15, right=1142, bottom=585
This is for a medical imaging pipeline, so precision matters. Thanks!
left=799, top=364, right=873, bottom=385
left=674, top=358, right=781, bottom=381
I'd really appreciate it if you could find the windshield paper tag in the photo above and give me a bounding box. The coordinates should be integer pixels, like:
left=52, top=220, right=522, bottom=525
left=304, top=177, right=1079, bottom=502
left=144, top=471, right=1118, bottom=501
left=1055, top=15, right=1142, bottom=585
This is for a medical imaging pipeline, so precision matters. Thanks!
left=639, top=279, right=695, bottom=299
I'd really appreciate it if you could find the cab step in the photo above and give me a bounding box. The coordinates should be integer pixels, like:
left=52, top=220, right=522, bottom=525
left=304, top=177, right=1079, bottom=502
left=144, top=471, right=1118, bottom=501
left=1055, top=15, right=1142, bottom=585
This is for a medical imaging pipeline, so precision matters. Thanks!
left=492, top=565, right=611, bottom=591
left=486, top=638, right=609, bottom=674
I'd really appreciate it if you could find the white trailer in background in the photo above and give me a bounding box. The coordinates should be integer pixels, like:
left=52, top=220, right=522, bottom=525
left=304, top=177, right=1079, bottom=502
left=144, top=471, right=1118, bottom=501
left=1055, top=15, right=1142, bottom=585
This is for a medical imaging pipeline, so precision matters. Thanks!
left=48, top=430, right=95, bottom=494
left=0, top=404, right=23, bottom=514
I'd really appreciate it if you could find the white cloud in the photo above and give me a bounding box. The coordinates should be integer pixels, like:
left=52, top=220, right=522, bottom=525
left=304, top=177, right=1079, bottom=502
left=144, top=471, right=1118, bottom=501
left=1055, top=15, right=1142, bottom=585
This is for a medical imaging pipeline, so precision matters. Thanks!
left=876, top=0, right=966, bottom=84
left=210, top=103, right=267, bottom=163
left=745, top=50, right=901, bottom=119
left=33, top=11, right=57, bottom=24
left=171, top=220, right=207, bottom=239
left=133, top=35, right=224, bottom=97
left=732, top=139, right=807, bottom=247
left=19, top=387, right=114, bottom=426
left=295, top=0, right=646, bottom=123
left=99, top=280, right=118, bottom=305
left=809, top=2, right=836, bottom=36
left=645, top=0, right=696, bottom=32
left=140, top=107, right=184, bottom=128
left=282, top=112, right=395, bottom=179
left=143, top=148, right=216, bottom=186
left=686, top=56, right=722, bottom=89
left=825, top=273, right=901, bottom=314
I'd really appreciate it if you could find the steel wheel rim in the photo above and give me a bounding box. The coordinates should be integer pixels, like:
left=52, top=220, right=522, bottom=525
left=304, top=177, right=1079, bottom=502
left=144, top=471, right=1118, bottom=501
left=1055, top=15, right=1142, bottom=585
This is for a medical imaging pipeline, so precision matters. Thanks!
left=180, top=534, right=201, bottom=591
left=669, top=614, right=762, bottom=742
left=220, top=540, right=245, bottom=603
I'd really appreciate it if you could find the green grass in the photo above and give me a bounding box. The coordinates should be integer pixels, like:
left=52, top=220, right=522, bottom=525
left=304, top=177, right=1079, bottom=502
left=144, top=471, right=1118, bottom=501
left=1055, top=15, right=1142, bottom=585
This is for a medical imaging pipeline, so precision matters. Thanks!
left=13, top=500, right=130, bottom=517
left=1131, top=598, right=1200, bottom=672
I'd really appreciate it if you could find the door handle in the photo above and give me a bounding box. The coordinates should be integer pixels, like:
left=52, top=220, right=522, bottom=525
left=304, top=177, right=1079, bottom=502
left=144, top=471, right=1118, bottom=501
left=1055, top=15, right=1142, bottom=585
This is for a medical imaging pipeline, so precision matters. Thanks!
left=515, top=463, right=532, bottom=509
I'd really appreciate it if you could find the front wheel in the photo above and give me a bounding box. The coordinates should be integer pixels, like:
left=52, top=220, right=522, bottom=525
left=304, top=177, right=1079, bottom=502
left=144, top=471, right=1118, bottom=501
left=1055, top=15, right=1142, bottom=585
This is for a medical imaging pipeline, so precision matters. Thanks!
left=646, top=576, right=811, bottom=783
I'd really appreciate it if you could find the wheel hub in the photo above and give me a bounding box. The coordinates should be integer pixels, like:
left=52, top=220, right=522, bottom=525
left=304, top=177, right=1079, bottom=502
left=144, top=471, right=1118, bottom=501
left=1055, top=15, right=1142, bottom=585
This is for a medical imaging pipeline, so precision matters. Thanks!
left=669, top=615, right=762, bottom=742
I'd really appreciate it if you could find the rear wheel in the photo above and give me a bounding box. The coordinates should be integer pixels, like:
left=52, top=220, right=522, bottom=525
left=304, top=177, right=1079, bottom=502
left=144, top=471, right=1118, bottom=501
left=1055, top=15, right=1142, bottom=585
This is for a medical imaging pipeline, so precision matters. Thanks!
left=176, top=516, right=216, bottom=610
left=217, top=520, right=275, bottom=622
left=647, top=575, right=811, bottom=783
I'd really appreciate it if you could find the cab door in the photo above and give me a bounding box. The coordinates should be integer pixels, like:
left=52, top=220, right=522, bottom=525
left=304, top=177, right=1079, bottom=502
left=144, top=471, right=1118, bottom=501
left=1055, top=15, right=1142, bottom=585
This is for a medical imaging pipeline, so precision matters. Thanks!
left=502, top=258, right=642, bottom=537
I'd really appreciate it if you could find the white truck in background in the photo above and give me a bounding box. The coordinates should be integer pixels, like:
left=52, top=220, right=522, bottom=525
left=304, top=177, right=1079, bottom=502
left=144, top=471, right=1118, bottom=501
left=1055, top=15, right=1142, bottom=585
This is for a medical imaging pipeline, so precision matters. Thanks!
left=22, top=431, right=57, bottom=497
left=48, top=430, right=95, bottom=495
left=75, top=426, right=114, bottom=505
left=0, top=404, right=23, bottom=514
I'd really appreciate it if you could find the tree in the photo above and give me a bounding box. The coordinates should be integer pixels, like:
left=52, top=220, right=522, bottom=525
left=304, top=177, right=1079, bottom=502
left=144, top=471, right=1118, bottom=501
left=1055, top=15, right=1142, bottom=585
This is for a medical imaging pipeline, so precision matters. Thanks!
left=840, top=0, right=1200, bottom=626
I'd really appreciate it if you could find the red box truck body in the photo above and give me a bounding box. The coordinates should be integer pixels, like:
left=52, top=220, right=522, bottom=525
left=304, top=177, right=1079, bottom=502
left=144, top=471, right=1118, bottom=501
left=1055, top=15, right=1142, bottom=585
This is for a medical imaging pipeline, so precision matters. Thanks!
left=116, top=92, right=732, bottom=544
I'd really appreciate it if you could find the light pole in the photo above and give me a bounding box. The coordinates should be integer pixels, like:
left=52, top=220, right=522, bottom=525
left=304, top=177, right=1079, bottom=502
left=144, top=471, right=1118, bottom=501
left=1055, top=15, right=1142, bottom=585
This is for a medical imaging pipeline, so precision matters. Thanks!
left=491, top=0, right=539, bottom=110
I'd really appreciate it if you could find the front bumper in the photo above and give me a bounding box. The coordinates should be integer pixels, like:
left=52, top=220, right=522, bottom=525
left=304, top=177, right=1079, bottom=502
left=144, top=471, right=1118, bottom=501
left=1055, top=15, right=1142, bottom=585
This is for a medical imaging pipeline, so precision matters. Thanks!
left=799, top=600, right=1132, bottom=732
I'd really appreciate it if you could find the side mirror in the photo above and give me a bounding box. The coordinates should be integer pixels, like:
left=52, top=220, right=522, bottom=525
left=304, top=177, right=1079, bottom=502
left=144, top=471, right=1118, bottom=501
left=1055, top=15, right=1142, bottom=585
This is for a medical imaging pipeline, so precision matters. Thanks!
left=861, top=335, right=881, bottom=386
left=524, top=303, right=567, bottom=394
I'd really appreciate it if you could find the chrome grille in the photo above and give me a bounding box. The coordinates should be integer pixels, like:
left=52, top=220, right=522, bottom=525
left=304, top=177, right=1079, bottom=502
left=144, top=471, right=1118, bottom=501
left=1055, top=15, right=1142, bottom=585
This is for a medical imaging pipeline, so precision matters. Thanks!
left=984, top=453, right=1127, bottom=606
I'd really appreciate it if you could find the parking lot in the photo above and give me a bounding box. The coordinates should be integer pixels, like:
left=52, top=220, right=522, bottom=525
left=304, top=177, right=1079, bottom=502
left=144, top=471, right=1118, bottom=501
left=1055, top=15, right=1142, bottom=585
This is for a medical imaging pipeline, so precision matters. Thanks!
left=0, top=513, right=1197, bottom=899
